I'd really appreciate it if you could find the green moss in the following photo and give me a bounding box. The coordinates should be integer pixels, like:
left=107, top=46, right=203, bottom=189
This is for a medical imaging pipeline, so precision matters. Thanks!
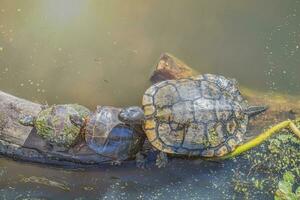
left=232, top=122, right=300, bottom=199
left=68, top=104, right=90, bottom=118
left=275, top=171, right=300, bottom=200
left=208, top=127, right=220, bottom=147
left=34, top=104, right=90, bottom=148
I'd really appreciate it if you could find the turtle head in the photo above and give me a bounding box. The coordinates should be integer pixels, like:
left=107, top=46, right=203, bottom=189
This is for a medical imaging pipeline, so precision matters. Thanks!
left=19, top=115, right=35, bottom=126
left=70, top=114, right=86, bottom=128
left=118, top=106, right=145, bottom=125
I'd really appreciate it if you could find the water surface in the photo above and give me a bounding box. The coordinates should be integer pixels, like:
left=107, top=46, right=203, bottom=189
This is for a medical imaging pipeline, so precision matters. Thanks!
left=0, top=0, right=299, bottom=199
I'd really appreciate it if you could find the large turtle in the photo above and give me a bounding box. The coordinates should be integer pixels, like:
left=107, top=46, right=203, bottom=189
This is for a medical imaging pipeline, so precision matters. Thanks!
left=70, top=106, right=145, bottom=166
left=19, top=104, right=90, bottom=150
left=142, top=74, right=267, bottom=167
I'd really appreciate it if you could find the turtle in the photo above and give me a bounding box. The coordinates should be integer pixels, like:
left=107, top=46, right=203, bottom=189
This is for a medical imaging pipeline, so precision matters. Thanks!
left=70, top=106, right=146, bottom=166
left=19, top=104, right=90, bottom=150
left=142, top=73, right=268, bottom=167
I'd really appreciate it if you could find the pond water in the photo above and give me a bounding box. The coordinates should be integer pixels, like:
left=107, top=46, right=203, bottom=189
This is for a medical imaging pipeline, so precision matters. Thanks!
left=0, top=0, right=299, bottom=199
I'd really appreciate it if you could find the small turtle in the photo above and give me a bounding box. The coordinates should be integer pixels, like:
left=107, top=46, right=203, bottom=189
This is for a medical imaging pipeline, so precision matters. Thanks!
left=142, top=74, right=267, bottom=167
left=70, top=106, right=145, bottom=166
left=19, top=104, right=90, bottom=150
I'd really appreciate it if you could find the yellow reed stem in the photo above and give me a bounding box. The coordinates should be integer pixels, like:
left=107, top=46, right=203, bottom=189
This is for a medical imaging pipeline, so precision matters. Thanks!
left=289, top=122, right=300, bottom=139
left=220, top=119, right=300, bottom=160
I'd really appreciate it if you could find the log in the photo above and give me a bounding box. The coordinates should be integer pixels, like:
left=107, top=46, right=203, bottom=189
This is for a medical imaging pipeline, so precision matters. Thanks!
left=0, top=91, right=112, bottom=167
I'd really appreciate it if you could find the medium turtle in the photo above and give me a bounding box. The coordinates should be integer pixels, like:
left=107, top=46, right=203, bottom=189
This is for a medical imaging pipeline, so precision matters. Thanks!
left=142, top=74, right=267, bottom=167
left=70, top=106, right=145, bottom=166
left=19, top=104, right=90, bottom=150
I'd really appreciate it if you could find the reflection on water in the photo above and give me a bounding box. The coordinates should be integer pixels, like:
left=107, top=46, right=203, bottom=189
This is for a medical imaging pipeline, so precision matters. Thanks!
left=0, top=158, right=237, bottom=200
left=0, top=0, right=300, bottom=199
left=0, top=0, right=299, bottom=108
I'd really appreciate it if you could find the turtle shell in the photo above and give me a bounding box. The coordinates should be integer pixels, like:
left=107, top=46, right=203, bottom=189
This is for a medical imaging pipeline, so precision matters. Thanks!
left=84, top=106, right=144, bottom=160
left=142, top=74, right=249, bottom=157
left=34, top=104, right=90, bottom=148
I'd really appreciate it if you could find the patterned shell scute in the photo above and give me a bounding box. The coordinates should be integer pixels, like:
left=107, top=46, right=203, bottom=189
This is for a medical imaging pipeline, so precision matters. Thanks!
left=143, top=74, right=249, bottom=157
left=85, top=107, right=121, bottom=147
left=35, top=104, right=90, bottom=148
left=85, top=106, right=143, bottom=161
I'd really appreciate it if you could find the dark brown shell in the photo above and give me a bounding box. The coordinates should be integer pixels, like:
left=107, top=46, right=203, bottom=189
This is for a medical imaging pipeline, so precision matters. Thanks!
left=85, top=106, right=143, bottom=160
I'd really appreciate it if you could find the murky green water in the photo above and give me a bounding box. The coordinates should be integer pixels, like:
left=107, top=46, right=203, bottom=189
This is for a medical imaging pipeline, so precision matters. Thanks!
left=0, top=0, right=299, bottom=199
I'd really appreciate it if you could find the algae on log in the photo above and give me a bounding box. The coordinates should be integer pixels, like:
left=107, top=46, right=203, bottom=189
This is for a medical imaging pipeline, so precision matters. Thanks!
left=0, top=91, right=112, bottom=166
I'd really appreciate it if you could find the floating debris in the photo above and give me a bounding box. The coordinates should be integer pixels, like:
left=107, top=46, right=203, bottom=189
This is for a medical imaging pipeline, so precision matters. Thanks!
left=83, top=186, right=94, bottom=191
left=20, top=176, right=70, bottom=191
left=232, top=122, right=300, bottom=199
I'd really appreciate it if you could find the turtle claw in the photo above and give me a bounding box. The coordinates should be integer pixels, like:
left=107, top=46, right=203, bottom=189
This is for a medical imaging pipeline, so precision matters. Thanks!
left=135, top=152, right=146, bottom=169
left=156, top=152, right=168, bottom=168
left=111, top=160, right=122, bottom=166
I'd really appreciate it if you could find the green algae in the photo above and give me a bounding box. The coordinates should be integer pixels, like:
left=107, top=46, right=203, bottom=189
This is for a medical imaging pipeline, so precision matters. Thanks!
left=34, top=104, right=90, bottom=148
left=208, top=127, right=221, bottom=147
left=231, top=122, right=300, bottom=199
left=70, top=104, right=91, bottom=118
left=275, top=171, right=300, bottom=200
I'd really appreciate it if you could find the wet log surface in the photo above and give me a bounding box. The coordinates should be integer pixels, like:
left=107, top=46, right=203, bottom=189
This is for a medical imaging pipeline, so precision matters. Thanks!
left=0, top=53, right=299, bottom=167
left=0, top=91, right=111, bottom=167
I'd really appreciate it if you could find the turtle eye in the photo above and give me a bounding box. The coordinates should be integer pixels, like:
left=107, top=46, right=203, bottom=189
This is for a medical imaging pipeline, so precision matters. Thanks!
left=118, top=110, right=128, bottom=121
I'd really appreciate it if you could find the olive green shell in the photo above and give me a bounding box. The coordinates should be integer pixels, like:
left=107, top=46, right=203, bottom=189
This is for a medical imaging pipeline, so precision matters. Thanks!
left=142, top=74, right=249, bottom=157
left=34, top=104, right=90, bottom=148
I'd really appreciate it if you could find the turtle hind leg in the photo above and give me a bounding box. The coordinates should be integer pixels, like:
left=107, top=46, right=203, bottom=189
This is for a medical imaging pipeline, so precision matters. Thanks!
left=110, top=160, right=122, bottom=166
left=156, top=152, right=168, bottom=168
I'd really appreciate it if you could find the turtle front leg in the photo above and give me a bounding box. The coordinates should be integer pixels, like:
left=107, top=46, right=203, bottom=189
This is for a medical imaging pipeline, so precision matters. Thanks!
left=135, top=152, right=146, bottom=169
left=156, top=151, right=168, bottom=168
